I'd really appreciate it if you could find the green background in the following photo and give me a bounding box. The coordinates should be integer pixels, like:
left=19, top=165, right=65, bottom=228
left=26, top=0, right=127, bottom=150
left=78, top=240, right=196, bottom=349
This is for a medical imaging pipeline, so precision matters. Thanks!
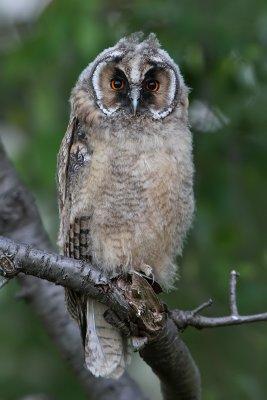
left=0, top=1, right=267, bottom=399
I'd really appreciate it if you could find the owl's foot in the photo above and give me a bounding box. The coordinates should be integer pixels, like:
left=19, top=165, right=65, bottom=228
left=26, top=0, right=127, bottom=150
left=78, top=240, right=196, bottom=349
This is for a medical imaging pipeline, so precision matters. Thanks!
left=135, top=263, right=154, bottom=284
left=139, top=263, right=153, bottom=277
left=133, top=263, right=164, bottom=293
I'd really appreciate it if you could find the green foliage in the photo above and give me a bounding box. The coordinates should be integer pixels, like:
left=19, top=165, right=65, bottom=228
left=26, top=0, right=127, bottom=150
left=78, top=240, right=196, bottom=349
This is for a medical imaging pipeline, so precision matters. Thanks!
left=0, top=0, right=266, bottom=398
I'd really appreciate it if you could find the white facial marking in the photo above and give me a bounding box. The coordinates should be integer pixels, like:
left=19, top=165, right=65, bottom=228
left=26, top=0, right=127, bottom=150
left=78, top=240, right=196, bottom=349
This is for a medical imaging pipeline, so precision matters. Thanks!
left=167, top=69, right=176, bottom=104
left=92, top=51, right=123, bottom=116
left=150, top=107, right=173, bottom=120
left=146, top=57, right=177, bottom=120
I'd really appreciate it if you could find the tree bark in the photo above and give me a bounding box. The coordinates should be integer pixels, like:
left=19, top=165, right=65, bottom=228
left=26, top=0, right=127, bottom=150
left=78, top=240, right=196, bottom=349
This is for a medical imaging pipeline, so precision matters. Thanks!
left=140, top=318, right=201, bottom=400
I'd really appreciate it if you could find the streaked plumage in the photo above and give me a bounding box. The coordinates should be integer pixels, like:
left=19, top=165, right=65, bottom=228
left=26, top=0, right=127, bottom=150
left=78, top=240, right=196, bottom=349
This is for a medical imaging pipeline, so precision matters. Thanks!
left=57, top=32, right=194, bottom=379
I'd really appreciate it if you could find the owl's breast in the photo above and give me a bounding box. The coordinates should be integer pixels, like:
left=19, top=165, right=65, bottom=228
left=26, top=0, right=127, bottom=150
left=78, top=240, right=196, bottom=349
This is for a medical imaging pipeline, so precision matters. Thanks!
left=71, top=138, right=194, bottom=287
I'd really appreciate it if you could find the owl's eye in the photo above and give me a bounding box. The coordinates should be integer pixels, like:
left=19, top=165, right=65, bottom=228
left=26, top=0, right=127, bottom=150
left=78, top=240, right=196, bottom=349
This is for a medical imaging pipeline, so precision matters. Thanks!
left=145, top=79, right=160, bottom=92
left=110, top=78, right=125, bottom=91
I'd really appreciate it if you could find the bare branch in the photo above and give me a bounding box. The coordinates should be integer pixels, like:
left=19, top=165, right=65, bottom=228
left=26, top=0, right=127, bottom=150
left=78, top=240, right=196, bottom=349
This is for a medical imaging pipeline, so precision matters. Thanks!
left=170, top=270, right=267, bottom=330
left=229, top=270, right=239, bottom=316
left=191, top=299, right=213, bottom=316
left=0, top=234, right=201, bottom=400
left=0, top=235, right=139, bottom=321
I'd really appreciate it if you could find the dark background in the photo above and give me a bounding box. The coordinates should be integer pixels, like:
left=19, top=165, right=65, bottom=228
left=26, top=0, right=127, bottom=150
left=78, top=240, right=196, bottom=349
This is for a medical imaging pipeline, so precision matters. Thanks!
left=0, top=1, right=267, bottom=399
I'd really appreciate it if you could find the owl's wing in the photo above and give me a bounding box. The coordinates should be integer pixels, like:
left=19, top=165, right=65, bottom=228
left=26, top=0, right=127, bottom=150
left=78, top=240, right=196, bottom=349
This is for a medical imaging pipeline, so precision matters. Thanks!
left=57, top=116, right=130, bottom=378
left=57, top=116, right=91, bottom=338
left=57, top=115, right=91, bottom=247
left=57, top=115, right=77, bottom=214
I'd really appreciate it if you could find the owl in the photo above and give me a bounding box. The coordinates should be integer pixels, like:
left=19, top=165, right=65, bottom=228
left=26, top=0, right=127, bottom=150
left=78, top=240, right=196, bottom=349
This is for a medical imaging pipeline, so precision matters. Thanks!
left=57, top=33, right=194, bottom=379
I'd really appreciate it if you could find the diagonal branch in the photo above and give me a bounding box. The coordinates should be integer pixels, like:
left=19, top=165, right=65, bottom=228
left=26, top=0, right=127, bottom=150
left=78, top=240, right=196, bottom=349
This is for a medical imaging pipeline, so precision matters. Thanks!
left=170, top=270, right=267, bottom=330
left=0, top=234, right=201, bottom=400
left=0, top=235, right=133, bottom=319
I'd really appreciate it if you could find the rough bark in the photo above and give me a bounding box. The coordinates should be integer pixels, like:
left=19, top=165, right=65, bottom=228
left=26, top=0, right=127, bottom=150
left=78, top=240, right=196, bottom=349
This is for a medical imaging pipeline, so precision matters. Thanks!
left=140, top=318, right=201, bottom=400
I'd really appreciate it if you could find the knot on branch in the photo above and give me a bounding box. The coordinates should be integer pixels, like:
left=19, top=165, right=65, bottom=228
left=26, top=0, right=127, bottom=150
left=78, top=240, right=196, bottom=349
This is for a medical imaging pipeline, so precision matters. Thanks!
left=121, top=273, right=166, bottom=333
left=104, top=273, right=167, bottom=349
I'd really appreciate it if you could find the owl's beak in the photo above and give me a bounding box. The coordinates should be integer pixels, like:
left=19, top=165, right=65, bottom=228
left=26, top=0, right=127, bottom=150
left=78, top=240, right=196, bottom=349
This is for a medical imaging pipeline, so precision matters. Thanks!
left=132, top=98, right=139, bottom=116
left=130, top=88, right=140, bottom=116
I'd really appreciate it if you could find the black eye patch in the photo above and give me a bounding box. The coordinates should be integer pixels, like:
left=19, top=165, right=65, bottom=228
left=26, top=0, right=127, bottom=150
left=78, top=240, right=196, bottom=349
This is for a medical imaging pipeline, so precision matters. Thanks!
left=110, top=68, right=130, bottom=106
left=112, top=68, right=128, bottom=82
left=144, top=66, right=164, bottom=80
left=112, top=55, right=123, bottom=64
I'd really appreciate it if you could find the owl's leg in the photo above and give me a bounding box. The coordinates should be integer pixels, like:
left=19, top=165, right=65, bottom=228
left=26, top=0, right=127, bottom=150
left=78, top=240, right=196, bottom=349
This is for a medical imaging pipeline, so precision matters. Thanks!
left=139, top=263, right=153, bottom=277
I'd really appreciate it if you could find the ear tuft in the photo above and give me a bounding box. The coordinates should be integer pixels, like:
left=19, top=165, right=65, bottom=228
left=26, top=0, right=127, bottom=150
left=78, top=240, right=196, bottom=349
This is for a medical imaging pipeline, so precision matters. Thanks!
left=145, top=32, right=161, bottom=49
left=117, top=32, right=144, bottom=48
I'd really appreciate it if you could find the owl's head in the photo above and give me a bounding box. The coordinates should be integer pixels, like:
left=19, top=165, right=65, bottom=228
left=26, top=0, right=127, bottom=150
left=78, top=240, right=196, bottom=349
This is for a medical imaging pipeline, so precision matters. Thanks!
left=75, top=33, right=188, bottom=122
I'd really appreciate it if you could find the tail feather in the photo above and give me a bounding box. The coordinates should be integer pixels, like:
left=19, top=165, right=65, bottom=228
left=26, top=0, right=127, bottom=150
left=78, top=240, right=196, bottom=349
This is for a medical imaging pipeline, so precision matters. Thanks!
left=85, top=299, right=130, bottom=379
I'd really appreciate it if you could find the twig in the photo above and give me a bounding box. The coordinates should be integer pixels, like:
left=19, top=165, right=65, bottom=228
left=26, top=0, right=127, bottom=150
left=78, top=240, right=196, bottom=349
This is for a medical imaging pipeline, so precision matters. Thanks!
left=191, top=299, right=213, bottom=316
left=170, top=270, right=267, bottom=330
left=229, top=270, right=239, bottom=316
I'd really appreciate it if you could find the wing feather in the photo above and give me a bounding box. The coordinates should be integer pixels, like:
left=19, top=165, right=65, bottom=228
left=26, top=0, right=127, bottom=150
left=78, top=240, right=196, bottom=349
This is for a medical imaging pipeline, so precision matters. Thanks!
left=57, top=114, right=130, bottom=378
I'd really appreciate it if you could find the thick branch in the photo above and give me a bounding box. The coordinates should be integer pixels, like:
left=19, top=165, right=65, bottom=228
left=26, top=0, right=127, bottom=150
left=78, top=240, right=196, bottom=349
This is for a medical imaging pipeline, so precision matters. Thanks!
left=140, top=318, right=201, bottom=400
left=170, top=271, right=267, bottom=330
left=0, top=235, right=133, bottom=319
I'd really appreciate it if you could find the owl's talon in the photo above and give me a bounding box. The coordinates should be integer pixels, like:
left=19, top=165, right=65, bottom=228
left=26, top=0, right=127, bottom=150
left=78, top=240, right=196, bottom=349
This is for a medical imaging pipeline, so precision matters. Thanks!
left=133, top=263, right=155, bottom=286
left=139, top=263, right=153, bottom=278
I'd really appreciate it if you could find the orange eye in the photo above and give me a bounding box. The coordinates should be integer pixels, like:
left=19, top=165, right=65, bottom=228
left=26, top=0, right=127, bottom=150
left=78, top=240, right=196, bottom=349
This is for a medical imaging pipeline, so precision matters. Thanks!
left=110, top=78, right=125, bottom=91
left=145, top=79, right=160, bottom=92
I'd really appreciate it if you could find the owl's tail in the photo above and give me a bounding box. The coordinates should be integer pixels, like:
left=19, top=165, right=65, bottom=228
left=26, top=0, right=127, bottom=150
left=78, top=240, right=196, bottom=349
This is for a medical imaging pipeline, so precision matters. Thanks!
left=85, top=299, right=130, bottom=379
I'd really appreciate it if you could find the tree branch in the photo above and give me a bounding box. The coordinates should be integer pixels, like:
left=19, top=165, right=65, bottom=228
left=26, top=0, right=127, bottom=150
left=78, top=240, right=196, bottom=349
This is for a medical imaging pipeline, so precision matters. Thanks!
left=0, top=234, right=201, bottom=400
left=170, top=270, right=267, bottom=330
left=0, top=235, right=134, bottom=319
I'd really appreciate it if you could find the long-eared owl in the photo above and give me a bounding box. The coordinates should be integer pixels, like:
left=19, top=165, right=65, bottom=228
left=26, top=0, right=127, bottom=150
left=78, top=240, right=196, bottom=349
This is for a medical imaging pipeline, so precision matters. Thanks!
left=57, top=33, right=194, bottom=379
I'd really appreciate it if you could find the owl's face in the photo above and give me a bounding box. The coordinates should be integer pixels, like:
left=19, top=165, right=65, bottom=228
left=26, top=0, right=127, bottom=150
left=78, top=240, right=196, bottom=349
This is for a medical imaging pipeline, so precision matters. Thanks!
left=76, top=33, right=188, bottom=122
